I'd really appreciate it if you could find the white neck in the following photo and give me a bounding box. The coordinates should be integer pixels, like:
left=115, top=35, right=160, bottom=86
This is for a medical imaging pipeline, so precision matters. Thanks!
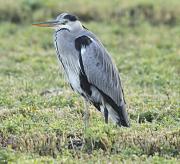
left=54, top=21, right=83, bottom=32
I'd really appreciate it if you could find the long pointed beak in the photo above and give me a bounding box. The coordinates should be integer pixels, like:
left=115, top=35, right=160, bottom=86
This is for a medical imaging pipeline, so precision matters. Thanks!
left=32, top=20, right=60, bottom=27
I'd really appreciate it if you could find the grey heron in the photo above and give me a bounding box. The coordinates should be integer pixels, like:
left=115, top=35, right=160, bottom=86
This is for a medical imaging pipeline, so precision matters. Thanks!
left=33, top=13, right=130, bottom=127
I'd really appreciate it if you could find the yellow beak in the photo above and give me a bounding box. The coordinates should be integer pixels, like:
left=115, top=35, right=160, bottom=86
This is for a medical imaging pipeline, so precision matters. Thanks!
left=32, top=20, right=59, bottom=27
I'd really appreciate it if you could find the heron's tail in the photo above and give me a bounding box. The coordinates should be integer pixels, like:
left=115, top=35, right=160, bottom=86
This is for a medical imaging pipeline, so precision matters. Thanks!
left=106, top=103, right=130, bottom=127
left=117, top=104, right=130, bottom=127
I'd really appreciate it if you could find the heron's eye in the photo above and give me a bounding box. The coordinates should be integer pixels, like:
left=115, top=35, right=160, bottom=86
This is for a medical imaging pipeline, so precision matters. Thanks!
left=62, top=20, right=68, bottom=25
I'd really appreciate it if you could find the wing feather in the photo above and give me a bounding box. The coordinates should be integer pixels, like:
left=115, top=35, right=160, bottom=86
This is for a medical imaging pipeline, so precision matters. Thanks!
left=80, top=36, right=124, bottom=106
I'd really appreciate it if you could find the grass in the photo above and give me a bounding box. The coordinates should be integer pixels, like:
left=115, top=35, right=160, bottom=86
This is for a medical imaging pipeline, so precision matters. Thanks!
left=0, top=0, right=180, bottom=163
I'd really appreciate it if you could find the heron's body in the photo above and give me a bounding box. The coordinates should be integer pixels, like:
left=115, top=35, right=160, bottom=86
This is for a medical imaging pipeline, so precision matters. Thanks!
left=33, top=13, right=130, bottom=127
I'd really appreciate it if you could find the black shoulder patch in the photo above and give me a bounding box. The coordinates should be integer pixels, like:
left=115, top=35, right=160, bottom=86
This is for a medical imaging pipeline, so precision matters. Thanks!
left=75, top=36, right=92, bottom=51
left=64, top=14, right=78, bottom=21
left=75, top=36, right=92, bottom=97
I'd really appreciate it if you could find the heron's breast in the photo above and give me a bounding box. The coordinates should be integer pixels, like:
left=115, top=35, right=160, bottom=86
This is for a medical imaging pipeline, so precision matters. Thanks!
left=66, top=67, right=82, bottom=93
left=61, top=55, right=82, bottom=93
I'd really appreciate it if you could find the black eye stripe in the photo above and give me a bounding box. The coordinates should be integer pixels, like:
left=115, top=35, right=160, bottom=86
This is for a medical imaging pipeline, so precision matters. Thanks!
left=63, top=14, right=78, bottom=21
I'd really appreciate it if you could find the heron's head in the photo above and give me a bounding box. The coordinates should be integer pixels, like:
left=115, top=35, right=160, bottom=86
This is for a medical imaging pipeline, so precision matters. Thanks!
left=32, top=13, right=83, bottom=32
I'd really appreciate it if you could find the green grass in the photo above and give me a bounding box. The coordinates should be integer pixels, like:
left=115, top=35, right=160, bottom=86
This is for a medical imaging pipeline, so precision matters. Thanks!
left=0, top=0, right=180, bottom=163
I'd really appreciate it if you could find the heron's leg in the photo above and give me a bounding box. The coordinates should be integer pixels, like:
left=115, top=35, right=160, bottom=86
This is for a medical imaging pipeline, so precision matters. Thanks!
left=101, top=98, right=109, bottom=124
left=83, top=99, right=90, bottom=129
left=104, top=107, right=108, bottom=124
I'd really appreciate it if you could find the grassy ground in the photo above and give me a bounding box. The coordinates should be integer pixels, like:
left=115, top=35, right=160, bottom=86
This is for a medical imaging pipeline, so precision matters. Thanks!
left=0, top=0, right=180, bottom=163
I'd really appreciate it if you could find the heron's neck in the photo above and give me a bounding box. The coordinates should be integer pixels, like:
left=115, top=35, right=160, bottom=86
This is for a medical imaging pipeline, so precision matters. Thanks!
left=70, top=21, right=83, bottom=33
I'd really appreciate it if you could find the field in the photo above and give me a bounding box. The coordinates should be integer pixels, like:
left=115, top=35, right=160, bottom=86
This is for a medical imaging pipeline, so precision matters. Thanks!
left=0, top=0, right=179, bottom=163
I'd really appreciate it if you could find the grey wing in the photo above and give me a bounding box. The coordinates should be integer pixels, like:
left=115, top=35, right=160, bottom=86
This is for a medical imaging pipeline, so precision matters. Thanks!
left=81, top=37, right=124, bottom=106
